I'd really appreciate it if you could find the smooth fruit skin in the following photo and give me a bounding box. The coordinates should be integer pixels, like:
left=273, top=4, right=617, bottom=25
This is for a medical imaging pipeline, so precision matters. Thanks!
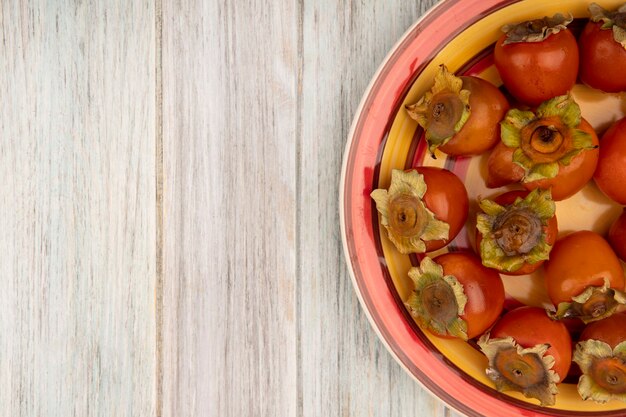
left=609, top=208, right=626, bottom=262
left=416, top=167, right=469, bottom=252
left=523, top=118, right=599, bottom=201
left=494, top=29, right=579, bottom=106
left=544, top=231, right=625, bottom=306
left=439, top=76, right=510, bottom=156
left=579, top=22, right=626, bottom=93
left=475, top=190, right=558, bottom=275
left=594, top=117, right=626, bottom=205
left=435, top=252, right=505, bottom=339
left=580, top=313, right=626, bottom=348
left=490, top=306, right=572, bottom=380
left=486, top=141, right=525, bottom=188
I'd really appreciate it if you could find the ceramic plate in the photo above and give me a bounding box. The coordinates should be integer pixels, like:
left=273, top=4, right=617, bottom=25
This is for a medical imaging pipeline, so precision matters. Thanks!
left=340, top=0, right=626, bottom=415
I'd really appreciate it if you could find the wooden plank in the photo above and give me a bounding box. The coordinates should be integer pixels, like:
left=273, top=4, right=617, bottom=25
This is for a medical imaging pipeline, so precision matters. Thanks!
left=0, top=2, right=156, bottom=416
left=298, top=1, right=463, bottom=416
left=160, top=1, right=299, bottom=416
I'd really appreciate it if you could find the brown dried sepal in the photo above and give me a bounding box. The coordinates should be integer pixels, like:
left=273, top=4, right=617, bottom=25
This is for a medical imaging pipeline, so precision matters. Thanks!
left=550, top=280, right=626, bottom=323
left=405, top=65, right=471, bottom=155
left=404, top=257, right=468, bottom=340
left=574, top=339, right=626, bottom=403
left=370, top=169, right=450, bottom=254
left=500, top=95, right=595, bottom=183
left=502, top=13, right=573, bottom=45
left=589, top=3, right=626, bottom=49
left=478, top=334, right=559, bottom=406
left=476, top=189, right=555, bottom=272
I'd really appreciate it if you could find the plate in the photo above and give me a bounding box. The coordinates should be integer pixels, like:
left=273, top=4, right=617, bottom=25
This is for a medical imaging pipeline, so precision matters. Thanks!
left=339, top=0, right=626, bottom=415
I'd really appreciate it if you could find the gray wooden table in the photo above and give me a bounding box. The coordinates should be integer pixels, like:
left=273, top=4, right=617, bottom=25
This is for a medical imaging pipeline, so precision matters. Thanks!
left=1, top=1, right=464, bottom=415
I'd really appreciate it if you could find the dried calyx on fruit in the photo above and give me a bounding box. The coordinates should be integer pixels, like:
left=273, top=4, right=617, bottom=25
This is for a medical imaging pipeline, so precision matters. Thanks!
left=501, top=13, right=572, bottom=44
left=589, top=2, right=626, bottom=48
left=573, top=314, right=626, bottom=403
left=405, top=65, right=471, bottom=156
left=574, top=340, right=626, bottom=403
left=550, top=278, right=626, bottom=323
left=404, top=257, right=468, bottom=340
left=500, top=94, right=596, bottom=183
left=477, top=189, right=555, bottom=273
left=478, top=335, right=559, bottom=406
left=370, top=169, right=449, bottom=254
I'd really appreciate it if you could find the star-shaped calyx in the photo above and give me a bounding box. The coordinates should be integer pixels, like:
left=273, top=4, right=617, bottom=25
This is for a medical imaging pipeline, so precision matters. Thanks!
left=405, top=65, right=471, bottom=156
left=370, top=169, right=449, bottom=254
left=476, top=189, right=555, bottom=273
left=574, top=339, right=626, bottom=403
left=500, top=94, right=596, bottom=183
left=404, top=257, right=468, bottom=340
left=478, top=334, right=560, bottom=406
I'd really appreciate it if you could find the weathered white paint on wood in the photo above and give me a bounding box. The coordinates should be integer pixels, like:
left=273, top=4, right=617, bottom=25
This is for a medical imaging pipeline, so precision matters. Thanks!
left=298, top=1, right=461, bottom=416
left=160, top=1, right=299, bottom=416
left=2, top=0, right=464, bottom=415
left=0, top=2, right=156, bottom=416
left=162, top=0, right=462, bottom=416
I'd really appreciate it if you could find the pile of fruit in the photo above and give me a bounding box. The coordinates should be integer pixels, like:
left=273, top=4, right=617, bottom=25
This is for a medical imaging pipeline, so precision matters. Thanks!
left=371, top=3, right=626, bottom=407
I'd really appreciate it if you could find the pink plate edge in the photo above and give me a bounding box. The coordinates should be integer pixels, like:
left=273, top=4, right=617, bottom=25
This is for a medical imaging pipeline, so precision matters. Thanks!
left=336, top=1, right=616, bottom=416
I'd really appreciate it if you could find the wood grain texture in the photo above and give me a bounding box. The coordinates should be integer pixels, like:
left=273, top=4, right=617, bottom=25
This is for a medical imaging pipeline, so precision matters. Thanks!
left=298, top=1, right=462, bottom=417
left=161, top=1, right=299, bottom=416
left=2, top=0, right=469, bottom=415
left=162, top=0, right=462, bottom=416
left=0, top=2, right=156, bottom=416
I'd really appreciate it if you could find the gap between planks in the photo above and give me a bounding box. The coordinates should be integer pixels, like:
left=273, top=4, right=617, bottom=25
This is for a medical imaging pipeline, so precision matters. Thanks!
left=295, top=1, right=305, bottom=416
left=155, top=0, right=164, bottom=415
